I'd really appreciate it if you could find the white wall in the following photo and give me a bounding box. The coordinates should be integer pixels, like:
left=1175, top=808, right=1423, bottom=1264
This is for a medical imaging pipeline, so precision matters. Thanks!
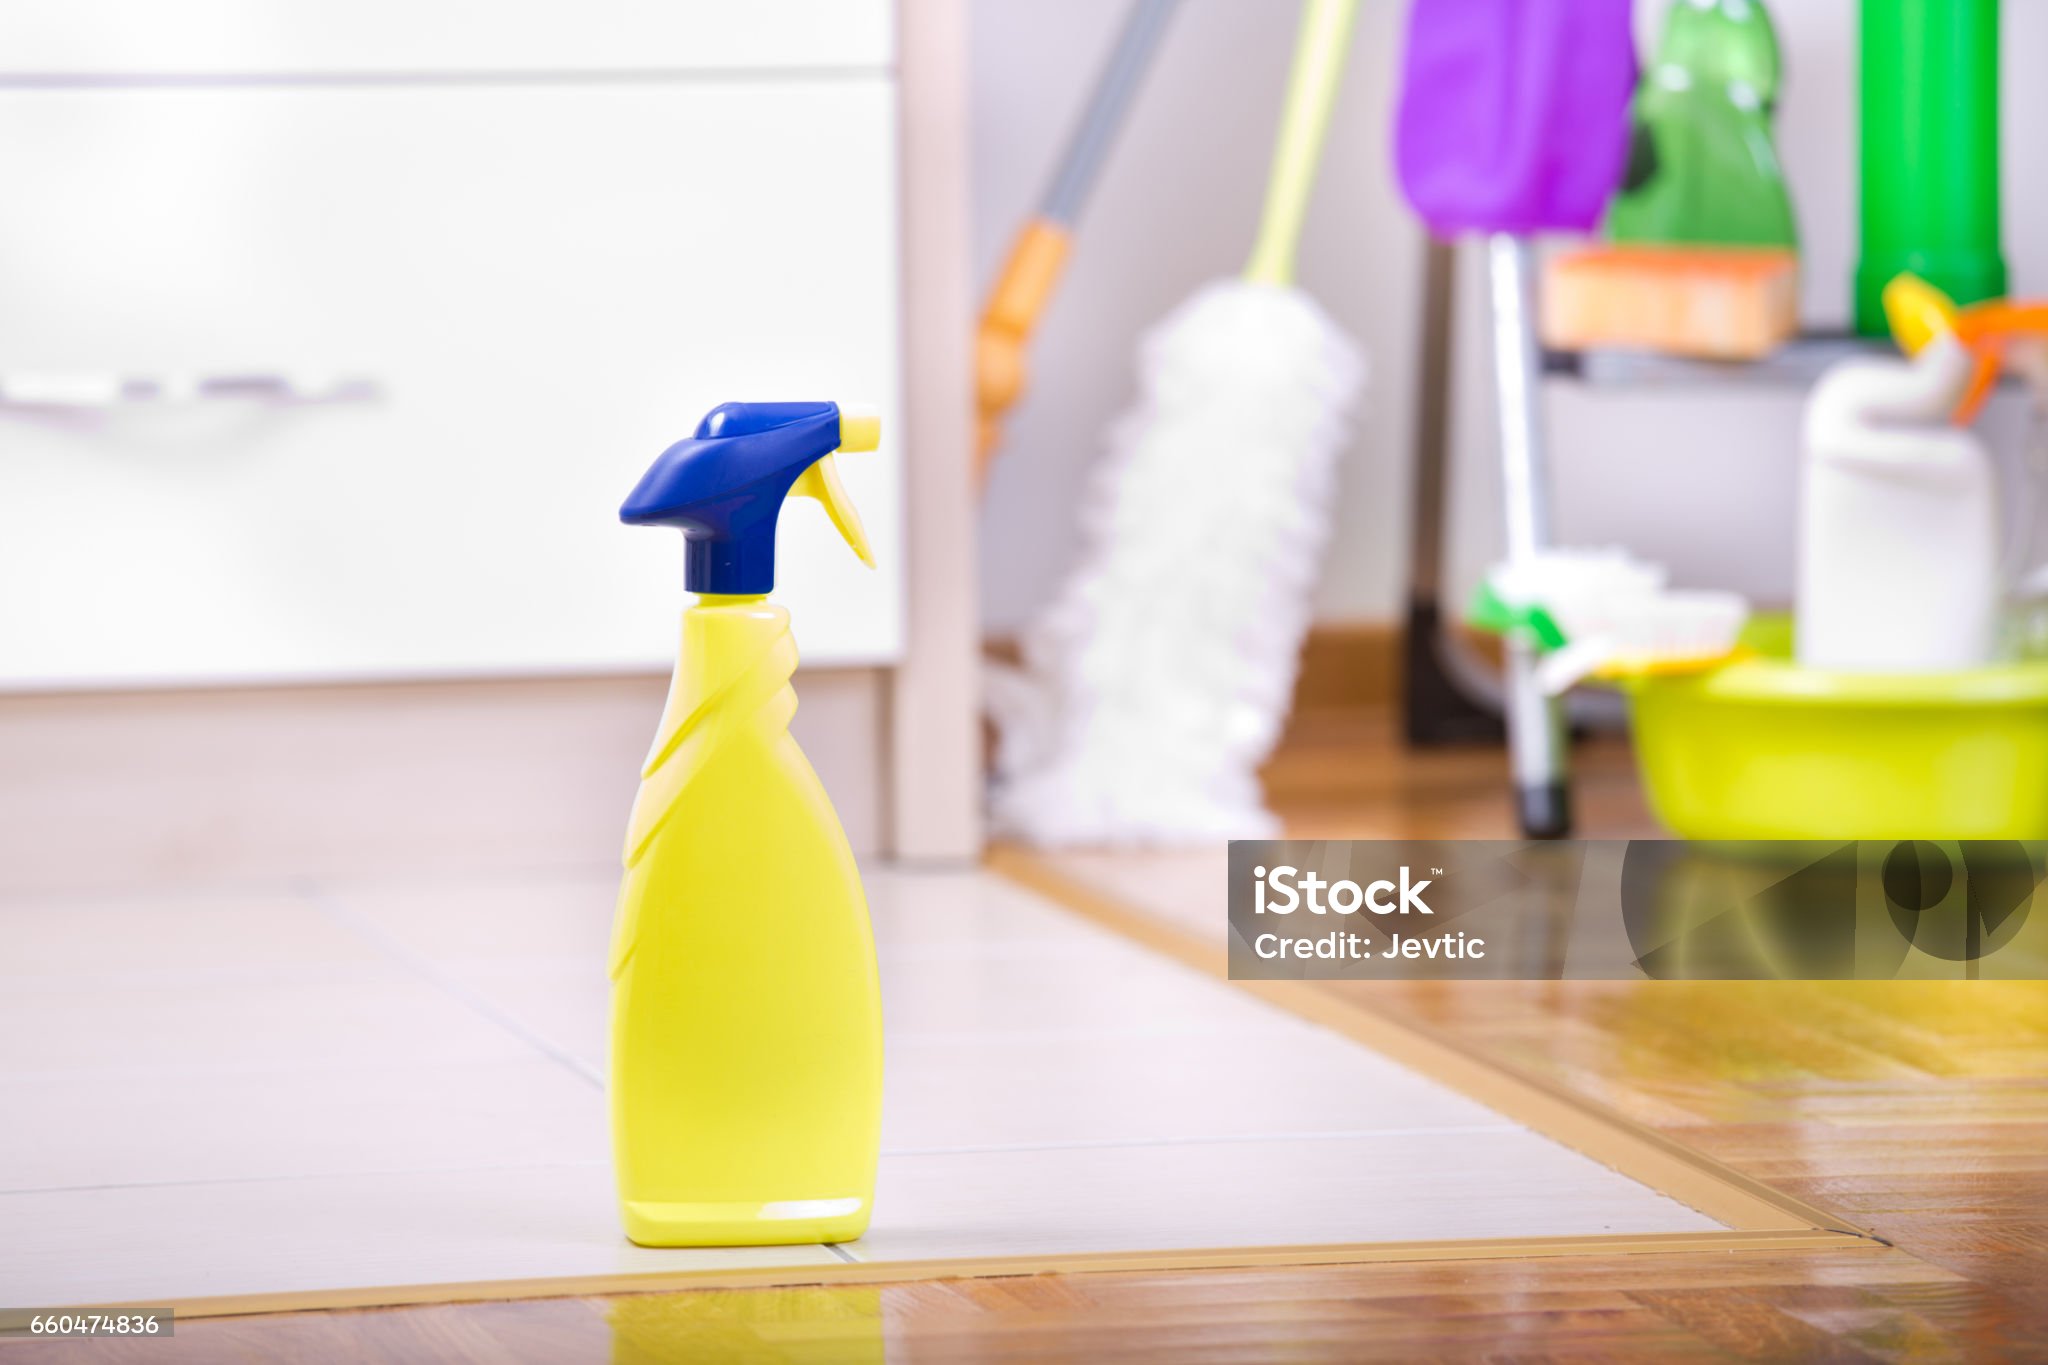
left=974, top=0, right=2047, bottom=633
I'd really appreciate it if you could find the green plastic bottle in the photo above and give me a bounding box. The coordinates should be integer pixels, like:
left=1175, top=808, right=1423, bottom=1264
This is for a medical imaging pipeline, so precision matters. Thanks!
left=1855, top=0, right=2005, bottom=336
left=1607, top=0, right=1798, bottom=250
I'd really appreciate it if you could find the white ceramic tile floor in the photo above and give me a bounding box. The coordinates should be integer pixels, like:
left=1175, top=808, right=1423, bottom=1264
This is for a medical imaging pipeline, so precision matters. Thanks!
left=1039, top=850, right=1229, bottom=942
left=0, top=973, right=540, bottom=1078
left=0, top=1166, right=837, bottom=1311
left=1, top=1058, right=603, bottom=1192
left=878, top=1027, right=1516, bottom=1154
left=0, top=886, right=385, bottom=983
left=0, top=864, right=1723, bottom=1312
left=854, top=1127, right=1718, bottom=1264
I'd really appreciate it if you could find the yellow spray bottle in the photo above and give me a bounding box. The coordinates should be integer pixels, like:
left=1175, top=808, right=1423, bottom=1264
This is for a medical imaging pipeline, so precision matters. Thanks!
left=610, top=400, right=884, bottom=1247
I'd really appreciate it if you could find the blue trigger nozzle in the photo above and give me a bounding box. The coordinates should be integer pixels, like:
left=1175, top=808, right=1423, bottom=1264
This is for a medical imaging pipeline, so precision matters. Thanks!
left=620, top=401, right=855, bottom=595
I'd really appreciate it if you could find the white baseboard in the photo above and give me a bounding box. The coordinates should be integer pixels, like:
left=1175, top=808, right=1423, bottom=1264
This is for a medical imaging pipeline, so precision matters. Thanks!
left=0, top=670, right=885, bottom=897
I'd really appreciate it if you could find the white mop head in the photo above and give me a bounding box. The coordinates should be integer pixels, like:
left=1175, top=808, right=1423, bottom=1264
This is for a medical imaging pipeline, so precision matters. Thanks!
left=990, top=279, right=1366, bottom=846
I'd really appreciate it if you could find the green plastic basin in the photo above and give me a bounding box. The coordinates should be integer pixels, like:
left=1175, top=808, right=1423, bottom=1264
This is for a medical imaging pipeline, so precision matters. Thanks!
left=1620, top=615, right=2048, bottom=839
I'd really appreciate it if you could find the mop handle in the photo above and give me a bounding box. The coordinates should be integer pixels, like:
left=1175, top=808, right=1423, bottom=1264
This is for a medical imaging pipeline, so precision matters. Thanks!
left=1244, top=0, right=1361, bottom=288
left=1042, top=0, right=1180, bottom=225
left=977, top=0, right=1182, bottom=475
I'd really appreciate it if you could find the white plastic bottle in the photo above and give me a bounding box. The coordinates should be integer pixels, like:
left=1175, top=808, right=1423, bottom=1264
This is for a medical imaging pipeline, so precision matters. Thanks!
left=1797, top=331, right=1997, bottom=671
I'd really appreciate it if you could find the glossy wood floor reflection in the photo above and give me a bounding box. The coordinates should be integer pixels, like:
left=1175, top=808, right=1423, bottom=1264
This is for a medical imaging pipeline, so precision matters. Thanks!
left=1, top=1248, right=1991, bottom=1363
left=19, top=712, right=2046, bottom=1361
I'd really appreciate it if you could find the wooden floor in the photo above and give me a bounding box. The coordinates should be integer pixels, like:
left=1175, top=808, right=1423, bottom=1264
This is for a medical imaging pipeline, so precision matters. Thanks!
left=18, top=713, right=2048, bottom=1361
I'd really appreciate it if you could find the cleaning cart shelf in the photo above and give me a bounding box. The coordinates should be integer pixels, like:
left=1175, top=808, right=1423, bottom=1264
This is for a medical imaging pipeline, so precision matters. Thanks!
left=1541, top=331, right=1889, bottom=387
left=1545, top=330, right=2029, bottom=388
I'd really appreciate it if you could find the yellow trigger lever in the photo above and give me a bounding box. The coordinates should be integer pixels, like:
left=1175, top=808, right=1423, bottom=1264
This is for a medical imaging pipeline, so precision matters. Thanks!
left=790, top=407, right=878, bottom=568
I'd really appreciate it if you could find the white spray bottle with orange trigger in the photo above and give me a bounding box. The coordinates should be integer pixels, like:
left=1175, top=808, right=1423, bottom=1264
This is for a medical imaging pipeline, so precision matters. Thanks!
left=1798, top=275, right=2048, bottom=670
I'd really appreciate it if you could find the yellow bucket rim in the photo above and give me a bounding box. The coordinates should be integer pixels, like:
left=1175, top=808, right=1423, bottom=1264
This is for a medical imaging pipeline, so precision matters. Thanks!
left=1623, top=655, right=2048, bottom=707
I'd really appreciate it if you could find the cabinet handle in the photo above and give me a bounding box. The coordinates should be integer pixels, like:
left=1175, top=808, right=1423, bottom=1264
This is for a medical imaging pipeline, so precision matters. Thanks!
left=0, top=371, right=377, bottom=410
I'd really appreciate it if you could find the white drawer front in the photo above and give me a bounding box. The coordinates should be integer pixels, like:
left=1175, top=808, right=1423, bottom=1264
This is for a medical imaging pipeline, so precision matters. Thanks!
left=0, top=81, right=904, bottom=687
left=0, top=3, right=893, bottom=76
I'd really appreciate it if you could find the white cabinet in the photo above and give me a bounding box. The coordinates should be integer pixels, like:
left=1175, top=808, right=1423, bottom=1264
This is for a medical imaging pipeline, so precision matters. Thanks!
left=0, top=3, right=892, bottom=75
left=0, top=13, right=903, bottom=687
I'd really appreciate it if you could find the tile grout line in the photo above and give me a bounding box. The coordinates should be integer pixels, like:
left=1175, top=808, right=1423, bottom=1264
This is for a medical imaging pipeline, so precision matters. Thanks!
left=0, top=862, right=619, bottom=913
left=0, top=1159, right=611, bottom=1200
left=879, top=1124, right=1522, bottom=1159
left=0, top=1127, right=1528, bottom=1201
left=295, top=881, right=604, bottom=1090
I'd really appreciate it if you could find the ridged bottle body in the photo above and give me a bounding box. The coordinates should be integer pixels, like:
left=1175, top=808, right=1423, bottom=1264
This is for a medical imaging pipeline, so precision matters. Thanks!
left=608, top=595, right=883, bottom=1246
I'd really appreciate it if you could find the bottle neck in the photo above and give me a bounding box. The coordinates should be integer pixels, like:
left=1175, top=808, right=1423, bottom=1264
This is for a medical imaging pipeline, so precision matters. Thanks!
left=691, top=593, right=770, bottom=608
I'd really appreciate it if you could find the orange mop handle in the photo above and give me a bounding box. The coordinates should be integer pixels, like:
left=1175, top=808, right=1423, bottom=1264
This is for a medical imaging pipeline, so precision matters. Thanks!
left=973, top=0, right=1178, bottom=484
left=975, top=217, right=1072, bottom=478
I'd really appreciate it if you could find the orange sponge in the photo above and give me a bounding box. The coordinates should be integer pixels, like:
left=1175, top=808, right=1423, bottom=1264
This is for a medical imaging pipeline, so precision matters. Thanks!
left=1541, top=246, right=1798, bottom=361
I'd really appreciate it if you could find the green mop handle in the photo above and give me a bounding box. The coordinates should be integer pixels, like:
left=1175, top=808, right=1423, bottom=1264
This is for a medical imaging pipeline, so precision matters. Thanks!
left=1244, top=0, right=1361, bottom=288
